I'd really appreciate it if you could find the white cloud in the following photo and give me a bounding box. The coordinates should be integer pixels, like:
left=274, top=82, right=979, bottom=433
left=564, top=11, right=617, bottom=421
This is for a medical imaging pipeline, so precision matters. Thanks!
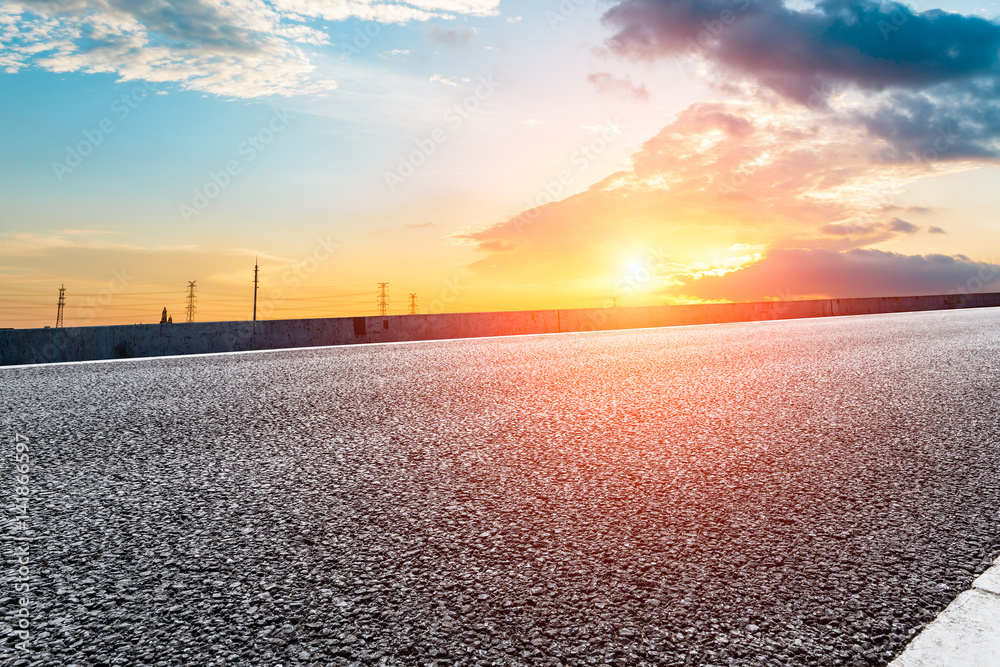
left=378, top=48, right=412, bottom=60
left=272, top=0, right=497, bottom=22
left=0, top=0, right=500, bottom=97
left=429, top=73, right=460, bottom=87
left=0, top=230, right=196, bottom=256
left=58, top=229, right=114, bottom=236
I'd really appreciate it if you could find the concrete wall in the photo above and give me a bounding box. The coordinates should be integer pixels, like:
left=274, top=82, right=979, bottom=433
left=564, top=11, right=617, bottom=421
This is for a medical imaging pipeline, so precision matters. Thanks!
left=3, top=292, right=999, bottom=366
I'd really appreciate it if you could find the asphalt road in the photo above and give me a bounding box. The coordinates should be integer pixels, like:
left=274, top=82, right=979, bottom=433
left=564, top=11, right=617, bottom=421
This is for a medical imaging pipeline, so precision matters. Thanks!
left=3, top=309, right=1000, bottom=666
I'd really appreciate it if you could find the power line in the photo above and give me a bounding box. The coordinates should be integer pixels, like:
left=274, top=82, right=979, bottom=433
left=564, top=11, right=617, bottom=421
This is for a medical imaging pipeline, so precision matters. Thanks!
left=256, top=293, right=373, bottom=301
left=0, top=305, right=157, bottom=310
left=0, top=297, right=374, bottom=307
left=1, top=289, right=377, bottom=299
left=0, top=291, right=179, bottom=297
left=376, top=282, right=389, bottom=317
left=1, top=277, right=428, bottom=328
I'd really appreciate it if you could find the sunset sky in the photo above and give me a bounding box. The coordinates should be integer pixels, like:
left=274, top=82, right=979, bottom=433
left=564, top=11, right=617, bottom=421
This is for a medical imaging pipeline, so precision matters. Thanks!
left=2, top=0, right=1000, bottom=327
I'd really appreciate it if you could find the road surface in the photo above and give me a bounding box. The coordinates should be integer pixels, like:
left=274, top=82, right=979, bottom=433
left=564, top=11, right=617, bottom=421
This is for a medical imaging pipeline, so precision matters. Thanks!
left=3, top=309, right=1000, bottom=665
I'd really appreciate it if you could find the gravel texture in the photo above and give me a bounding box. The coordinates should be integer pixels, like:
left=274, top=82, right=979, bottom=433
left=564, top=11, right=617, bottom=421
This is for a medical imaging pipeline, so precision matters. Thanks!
left=2, top=308, right=1000, bottom=666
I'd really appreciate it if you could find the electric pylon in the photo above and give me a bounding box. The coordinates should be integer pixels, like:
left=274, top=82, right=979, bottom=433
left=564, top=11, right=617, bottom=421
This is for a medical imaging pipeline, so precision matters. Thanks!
left=55, top=284, right=66, bottom=328
left=253, top=259, right=259, bottom=331
left=408, top=293, right=418, bottom=315
left=185, top=281, right=197, bottom=323
left=377, top=283, right=389, bottom=317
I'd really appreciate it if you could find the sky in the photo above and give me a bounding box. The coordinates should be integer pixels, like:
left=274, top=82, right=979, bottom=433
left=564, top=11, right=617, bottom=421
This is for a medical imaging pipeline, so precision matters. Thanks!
left=1, top=0, right=1000, bottom=327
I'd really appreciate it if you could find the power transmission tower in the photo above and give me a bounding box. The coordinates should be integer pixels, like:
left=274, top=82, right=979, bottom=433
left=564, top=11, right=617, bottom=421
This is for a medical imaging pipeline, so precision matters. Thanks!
left=253, top=258, right=259, bottom=332
left=185, top=281, right=197, bottom=323
left=377, top=283, right=389, bottom=317
left=55, top=284, right=66, bottom=328
left=408, top=293, right=418, bottom=315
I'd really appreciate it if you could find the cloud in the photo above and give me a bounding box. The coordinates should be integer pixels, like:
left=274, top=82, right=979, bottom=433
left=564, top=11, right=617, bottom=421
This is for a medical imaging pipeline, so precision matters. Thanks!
left=430, top=73, right=461, bottom=87
left=819, top=217, right=917, bottom=237
left=462, top=1, right=999, bottom=303
left=463, top=97, right=991, bottom=304
left=0, top=231, right=196, bottom=256
left=0, top=0, right=499, bottom=98
left=851, top=87, right=1000, bottom=161
left=587, top=72, right=649, bottom=100
left=465, top=100, right=931, bottom=281
left=407, top=221, right=437, bottom=229
left=602, top=0, right=1000, bottom=101
left=57, top=228, right=114, bottom=236
left=885, top=205, right=935, bottom=215
left=227, top=247, right=299, bottom=264
left=818, top=222, right=878, bottom=236
left=928, top=225, right=947, bottom=234
left=815, top=218, right=919, bottom=244
left=272, top=0, right=498, bottom=23
left=378, top=49, right=412, bottom=60
left=427, top=24, right=477, bottom=46
left=886, top=218, right=918, bottom=234
left=670, top=248, right=1000, bottom=301
left=601, top=0, right=1000, bottom=160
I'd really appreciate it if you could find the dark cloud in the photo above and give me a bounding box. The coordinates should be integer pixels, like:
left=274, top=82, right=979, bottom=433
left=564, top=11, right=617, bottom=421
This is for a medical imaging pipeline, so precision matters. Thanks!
left=587, top=72, right=650, bottom=100
left=602, top=0, right=1000, bottom=159
left=111, top=0, right=261, bottom=51
left=819, top=222, right=880, bottom=236
left=427, top=25, right=477, bottom=47
left=818, top=218, right=918, bottom=236
left=672, top=248, right=1000, bottom=301
left=853, top=86, right=1000, bottom=161
left=21, top=0, right=267, bottom=52
left=603, top=0, right=1000, bottom=101
left=887, top=218, right=918, bottom=233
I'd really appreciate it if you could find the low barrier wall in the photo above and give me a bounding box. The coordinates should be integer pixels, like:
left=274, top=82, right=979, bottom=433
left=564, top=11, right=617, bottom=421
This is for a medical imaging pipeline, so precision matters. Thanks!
left=2, top=292, right=998, bottom=366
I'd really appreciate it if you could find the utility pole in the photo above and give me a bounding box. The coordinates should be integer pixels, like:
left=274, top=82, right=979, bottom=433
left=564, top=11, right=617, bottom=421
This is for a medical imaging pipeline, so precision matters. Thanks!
left=408, top=293, right=418, bottom=315
left=185, top=281, right=197, bottom=323
left=55, top=284, right=66, bottom=328
left=253, top=258, right=259, bottom=332
left=611, top=297, right=619, bottom=309
left=377, top=282, right=389, bottom=317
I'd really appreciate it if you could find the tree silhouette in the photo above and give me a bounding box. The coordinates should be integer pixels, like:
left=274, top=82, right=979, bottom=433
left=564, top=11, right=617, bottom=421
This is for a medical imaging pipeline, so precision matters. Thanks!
left=160, top=307, right=168, bottom=324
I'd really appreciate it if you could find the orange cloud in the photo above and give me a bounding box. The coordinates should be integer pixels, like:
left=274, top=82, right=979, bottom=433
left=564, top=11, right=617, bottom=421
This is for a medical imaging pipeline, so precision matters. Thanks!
left=464, top=100, right=943, bottom=302
left=671, top=248, right=1000, bottom=301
